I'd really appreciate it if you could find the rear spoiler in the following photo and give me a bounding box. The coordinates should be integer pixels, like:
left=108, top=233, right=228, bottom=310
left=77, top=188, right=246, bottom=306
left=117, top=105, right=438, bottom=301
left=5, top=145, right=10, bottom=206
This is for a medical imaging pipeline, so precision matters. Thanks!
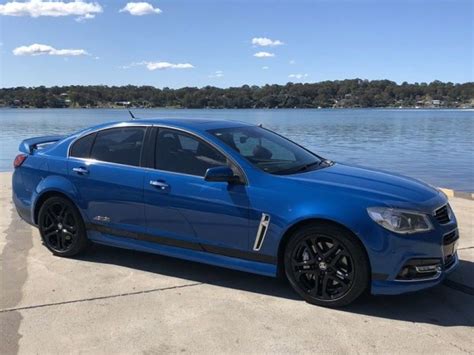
left=19, top=135, right=66, bottom=154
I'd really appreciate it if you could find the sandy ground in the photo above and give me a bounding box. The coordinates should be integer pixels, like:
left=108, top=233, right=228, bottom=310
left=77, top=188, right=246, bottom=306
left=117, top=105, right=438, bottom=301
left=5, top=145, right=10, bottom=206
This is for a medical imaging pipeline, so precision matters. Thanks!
left=1, top=171, right=473, bottom=354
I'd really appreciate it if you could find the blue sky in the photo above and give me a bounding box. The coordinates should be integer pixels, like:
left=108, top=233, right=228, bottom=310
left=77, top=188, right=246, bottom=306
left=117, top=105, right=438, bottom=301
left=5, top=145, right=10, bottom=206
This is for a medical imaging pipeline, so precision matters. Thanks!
left=0, top=0, right=472, bottom=88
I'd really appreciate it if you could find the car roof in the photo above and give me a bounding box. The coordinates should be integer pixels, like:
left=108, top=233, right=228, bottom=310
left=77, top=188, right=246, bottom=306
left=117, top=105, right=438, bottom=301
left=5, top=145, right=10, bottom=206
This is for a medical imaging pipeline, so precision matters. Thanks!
left=96, top=118, right=255, bottom=132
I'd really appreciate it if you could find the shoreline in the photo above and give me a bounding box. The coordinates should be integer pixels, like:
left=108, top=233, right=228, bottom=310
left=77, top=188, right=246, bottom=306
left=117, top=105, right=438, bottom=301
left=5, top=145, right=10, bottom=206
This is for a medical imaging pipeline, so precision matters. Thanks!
left=1, top=106, right=473, bottom=110
left=2, top=80, right=472, bottom=110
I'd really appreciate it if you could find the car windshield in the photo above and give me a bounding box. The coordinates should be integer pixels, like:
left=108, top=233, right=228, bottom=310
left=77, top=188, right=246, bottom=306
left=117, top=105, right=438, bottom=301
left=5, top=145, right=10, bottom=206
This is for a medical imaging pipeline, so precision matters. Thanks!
left=209, top=126, right=324, bottom=175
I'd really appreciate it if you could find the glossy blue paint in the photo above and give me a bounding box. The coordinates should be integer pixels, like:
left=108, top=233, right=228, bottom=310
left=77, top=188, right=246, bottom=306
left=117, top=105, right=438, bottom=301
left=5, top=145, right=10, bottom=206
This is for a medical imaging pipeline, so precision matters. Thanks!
left=12, top=118, right=458, bottom=296
left=68, top=158, right=147, bottom=235
left=144, top=169, right=250, bottom=251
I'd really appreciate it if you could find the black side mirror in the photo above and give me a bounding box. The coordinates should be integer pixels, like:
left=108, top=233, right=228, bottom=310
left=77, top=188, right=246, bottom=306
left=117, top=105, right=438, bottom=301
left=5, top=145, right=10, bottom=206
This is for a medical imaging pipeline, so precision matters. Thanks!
left=204, top=166, right=241, bottom=184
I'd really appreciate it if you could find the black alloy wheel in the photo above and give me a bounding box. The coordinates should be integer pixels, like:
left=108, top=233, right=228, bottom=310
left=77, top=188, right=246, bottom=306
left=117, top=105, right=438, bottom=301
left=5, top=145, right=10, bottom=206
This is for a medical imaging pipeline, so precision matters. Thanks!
left=38, top=196, right=89, bottom=256
left=284, top=223, right=369, bottom=307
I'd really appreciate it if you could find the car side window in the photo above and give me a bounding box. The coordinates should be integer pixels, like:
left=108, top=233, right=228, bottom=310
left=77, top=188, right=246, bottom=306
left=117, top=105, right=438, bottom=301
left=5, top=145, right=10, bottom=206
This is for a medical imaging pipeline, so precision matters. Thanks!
left=70, top=133, right=96, bottom=158
left=155, top=129, right=228, bottom=176
left=90, top=127, right=145, bottom=167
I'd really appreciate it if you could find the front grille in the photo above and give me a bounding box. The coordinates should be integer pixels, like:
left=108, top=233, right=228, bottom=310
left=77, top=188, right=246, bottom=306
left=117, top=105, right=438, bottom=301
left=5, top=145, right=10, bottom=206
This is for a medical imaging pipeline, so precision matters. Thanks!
left=434, top=205, right=451, bottom=224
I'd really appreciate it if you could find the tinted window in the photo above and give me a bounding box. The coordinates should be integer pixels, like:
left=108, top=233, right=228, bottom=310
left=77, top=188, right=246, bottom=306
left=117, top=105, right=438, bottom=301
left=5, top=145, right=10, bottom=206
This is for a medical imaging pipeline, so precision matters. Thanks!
left=90, top=127, right=145, bottom=166
left=155, top=129, right=227, bottom=176
left=70, top=133, right=95, bottom=158
left=210, top=126, right=321, bottom=174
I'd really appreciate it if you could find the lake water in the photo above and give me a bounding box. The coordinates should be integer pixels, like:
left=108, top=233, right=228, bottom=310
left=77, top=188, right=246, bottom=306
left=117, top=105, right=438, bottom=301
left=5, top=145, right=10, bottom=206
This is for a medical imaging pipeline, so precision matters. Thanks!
left=1, top=108, right=473, bottom=192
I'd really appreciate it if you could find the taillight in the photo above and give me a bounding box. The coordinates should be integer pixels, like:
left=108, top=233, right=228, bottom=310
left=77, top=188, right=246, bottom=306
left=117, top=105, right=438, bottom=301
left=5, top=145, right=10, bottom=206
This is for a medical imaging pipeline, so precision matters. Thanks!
left=13, top=154, right=27, bottom=168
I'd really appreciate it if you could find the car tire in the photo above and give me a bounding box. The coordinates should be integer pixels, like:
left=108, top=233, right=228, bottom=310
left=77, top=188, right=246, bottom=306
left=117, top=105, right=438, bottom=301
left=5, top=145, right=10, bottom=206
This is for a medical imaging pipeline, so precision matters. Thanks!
left=38, top=196, right=90, bottom=257
left=284, top=223, right=369, bottom=307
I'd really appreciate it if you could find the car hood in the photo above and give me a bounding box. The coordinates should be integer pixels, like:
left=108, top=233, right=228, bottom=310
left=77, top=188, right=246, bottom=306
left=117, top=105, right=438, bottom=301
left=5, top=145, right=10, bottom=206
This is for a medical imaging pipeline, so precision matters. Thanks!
left=285, top=163, right=442, bottom=206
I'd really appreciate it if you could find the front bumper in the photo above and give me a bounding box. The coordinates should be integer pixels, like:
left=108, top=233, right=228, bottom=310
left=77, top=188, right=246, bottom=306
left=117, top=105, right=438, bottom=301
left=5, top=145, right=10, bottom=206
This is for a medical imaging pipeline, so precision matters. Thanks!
left=365, top=204, right=460, bottom=295
left=371, top=252, right=459, bottom=295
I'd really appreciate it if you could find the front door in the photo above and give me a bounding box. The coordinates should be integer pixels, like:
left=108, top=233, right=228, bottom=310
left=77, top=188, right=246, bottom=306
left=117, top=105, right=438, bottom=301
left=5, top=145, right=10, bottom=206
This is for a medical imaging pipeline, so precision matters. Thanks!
left=144, top=127, right=250, bottom=253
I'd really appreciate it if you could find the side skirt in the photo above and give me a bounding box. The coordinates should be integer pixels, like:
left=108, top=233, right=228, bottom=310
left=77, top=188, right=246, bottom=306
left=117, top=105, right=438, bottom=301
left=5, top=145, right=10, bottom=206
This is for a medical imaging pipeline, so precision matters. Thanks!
left=86, top=224, right=278, bottom=278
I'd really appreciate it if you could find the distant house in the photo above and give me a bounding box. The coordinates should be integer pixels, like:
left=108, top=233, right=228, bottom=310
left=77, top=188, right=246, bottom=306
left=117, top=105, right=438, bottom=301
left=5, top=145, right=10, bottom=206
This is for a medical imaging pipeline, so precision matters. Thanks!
left=115, top=101, right=131, bottom=107
left=432, top=99, right=441, bottom=106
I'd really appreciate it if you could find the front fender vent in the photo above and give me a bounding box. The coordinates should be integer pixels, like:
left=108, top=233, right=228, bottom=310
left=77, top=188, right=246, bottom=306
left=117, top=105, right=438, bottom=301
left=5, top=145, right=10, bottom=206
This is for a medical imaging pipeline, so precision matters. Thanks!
left=253, top=213, right=270, bottom=251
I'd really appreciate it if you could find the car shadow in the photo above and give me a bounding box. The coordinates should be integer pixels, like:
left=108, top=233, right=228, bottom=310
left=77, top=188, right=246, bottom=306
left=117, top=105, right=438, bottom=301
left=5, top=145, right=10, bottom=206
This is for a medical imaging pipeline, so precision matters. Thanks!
left=77, top=243, right=474, bottom=327
left=346, top=258, right=474, bottom=328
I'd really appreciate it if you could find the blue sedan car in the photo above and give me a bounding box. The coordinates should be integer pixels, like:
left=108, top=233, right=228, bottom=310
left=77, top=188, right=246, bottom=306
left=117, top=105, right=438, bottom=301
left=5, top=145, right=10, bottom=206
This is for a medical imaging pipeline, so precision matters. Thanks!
left=12, top=118, right=459, bottom=307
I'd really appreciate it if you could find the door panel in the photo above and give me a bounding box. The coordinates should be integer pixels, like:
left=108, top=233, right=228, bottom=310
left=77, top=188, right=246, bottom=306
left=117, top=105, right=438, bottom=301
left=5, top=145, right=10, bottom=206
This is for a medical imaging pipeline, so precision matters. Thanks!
left=144, top=127, right=250, bottom=252
left=69, top=159, right=146, bottom=234
left=67, top=126, right=147, bottom=235
left=145, top=171, right=249, bottom=250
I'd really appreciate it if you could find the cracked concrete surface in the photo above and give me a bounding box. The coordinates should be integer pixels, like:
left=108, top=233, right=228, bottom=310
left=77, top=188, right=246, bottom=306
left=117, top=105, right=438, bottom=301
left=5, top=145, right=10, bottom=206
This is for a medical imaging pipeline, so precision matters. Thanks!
left=1, top=172, right=473, bottom=354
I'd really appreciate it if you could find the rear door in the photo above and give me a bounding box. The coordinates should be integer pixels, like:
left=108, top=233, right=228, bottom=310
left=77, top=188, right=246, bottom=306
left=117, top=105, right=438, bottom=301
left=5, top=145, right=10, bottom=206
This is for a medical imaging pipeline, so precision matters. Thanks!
left=143, top=127, right=250, bottom=253
left=68, top=126, right=148, bottom=236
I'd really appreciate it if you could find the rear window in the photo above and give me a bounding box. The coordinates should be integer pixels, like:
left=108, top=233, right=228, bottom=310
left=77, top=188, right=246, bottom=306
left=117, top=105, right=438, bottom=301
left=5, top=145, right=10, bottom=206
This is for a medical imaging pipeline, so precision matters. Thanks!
left=70, top=133, right=96, bottom=158
left=90, top=127, right=145, bottom=167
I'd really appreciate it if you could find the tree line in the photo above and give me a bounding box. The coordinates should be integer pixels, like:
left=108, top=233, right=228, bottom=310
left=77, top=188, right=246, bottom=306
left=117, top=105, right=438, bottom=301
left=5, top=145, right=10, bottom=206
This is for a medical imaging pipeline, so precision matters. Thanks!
left=1, top=79, right=473, bottom=109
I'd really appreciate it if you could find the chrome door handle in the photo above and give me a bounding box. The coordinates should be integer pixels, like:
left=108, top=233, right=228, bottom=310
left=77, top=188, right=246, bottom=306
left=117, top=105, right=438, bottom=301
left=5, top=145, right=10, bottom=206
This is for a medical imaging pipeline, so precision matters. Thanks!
left=72, top=167, right=89, bottom=175
left=149, top=180, right=169, bottom=190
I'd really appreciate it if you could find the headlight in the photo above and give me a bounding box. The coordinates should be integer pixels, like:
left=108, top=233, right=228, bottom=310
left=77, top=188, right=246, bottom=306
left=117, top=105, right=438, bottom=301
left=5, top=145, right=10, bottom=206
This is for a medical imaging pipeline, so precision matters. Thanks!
left=367, top=207, right=433, bottom=234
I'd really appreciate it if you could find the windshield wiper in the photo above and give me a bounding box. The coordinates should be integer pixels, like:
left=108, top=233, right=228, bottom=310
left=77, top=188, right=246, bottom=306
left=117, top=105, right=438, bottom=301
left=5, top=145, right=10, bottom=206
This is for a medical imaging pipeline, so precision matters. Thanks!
left=319, top=159, right=334, bottom=167
left=294, top=161, right=321, bottom=173
left=272, top=159, right=334, bottom=175
left=298, top=159, right=335, bottom=172
left=275, top=161, right=320, bottom=175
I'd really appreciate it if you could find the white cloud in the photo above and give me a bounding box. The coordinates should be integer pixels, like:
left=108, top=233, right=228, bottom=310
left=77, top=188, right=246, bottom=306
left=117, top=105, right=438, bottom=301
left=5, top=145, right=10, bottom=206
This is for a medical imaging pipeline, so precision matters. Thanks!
left=75, top=12, right=95, bottom=21
left=262, top=66, right=269, bottom=70
left=124, top=61, right=194, bottom=70
left=146, top=62, right=193, bottom=70
left=209, top=70, right=224, bottom=78
left=254, top=51, right=274, bottom=58
left=0, top=0, right=102, bottom=20
left=288, top=73, right=309, bottom=80
left=120, top=2, right=162, bottom=16
left=289, top=59, right=296, bottom=65
left=13, top=43, right=89, bottom=56
left=252, top=37, right=284, bottom=47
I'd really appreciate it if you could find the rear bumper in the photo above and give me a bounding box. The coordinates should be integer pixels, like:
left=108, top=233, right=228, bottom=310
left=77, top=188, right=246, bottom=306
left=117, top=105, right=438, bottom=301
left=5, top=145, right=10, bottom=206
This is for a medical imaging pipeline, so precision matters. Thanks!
left=12, top=169, right=35, bottom=226
left=371, top=252, right=459, bottom=295
left=13, top=192, right=35, bottom=226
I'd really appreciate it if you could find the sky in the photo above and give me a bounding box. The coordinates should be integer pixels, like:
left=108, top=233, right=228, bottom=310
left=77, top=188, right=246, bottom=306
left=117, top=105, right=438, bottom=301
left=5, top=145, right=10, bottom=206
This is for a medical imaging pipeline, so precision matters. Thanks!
left=0, top=0, right=472, bottom=88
